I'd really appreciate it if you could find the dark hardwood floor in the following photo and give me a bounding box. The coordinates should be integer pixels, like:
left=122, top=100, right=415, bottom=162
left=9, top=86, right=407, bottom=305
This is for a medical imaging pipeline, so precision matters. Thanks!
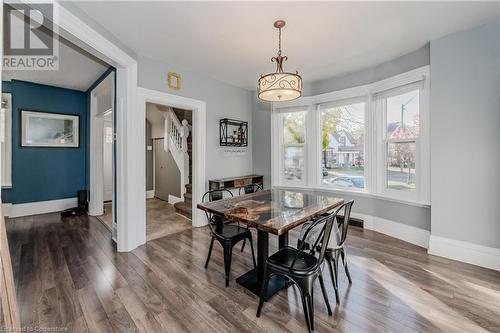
left=5, top=212, right=500, bottom=332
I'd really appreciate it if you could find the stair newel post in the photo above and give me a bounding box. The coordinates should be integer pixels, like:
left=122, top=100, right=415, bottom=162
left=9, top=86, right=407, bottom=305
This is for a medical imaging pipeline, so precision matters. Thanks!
left=181, top=119, right=190, bottom=188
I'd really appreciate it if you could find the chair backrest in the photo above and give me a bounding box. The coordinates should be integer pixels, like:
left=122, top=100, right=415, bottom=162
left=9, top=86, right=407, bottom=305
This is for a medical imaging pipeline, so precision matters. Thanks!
left=290, top=210, right=336, bottom=271
left=201, top=189, right=234, bottom=233
left=238, top=183, right=263, bottom=196
left=333, top=200, right=354, bottom=248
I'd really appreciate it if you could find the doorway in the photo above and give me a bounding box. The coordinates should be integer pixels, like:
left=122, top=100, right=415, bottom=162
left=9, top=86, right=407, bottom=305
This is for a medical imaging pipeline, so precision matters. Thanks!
left=89, top=71, right=116, bottom=237
left=145, top=102, right=192, bottom=241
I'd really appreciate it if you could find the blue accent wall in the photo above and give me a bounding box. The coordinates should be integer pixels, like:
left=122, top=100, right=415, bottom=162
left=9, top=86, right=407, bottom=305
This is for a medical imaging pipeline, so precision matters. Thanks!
left=1, top=80, right=88, bottom=204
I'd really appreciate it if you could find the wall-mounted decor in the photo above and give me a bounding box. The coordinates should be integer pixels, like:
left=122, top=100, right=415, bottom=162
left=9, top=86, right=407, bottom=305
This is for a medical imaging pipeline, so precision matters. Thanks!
left=167, top=72, right=181, bottom=90
left=20, top=110, right=79, bottom=147
left=220, top=118, right=248, bottom=147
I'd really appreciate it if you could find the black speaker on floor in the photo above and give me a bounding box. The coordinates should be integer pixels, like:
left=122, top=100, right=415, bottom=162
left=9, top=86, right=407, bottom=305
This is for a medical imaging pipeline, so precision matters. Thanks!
left=61, top=190, right=88, bottom=217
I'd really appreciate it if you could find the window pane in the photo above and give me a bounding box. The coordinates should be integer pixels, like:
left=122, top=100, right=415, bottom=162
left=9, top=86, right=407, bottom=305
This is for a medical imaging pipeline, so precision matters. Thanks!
left=387, top=142, right=416, bottom=190
left=387, top=90, right=419, bottom=139
left=320, top=102, right=365, bottom=189
left=284, top=146, right=304, bottom=181
left=283, top=111, right=306, bottom=145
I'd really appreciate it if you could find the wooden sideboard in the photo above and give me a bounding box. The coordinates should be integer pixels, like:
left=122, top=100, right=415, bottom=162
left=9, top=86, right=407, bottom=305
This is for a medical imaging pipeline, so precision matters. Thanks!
left=209, top=175, right=263, bottom=191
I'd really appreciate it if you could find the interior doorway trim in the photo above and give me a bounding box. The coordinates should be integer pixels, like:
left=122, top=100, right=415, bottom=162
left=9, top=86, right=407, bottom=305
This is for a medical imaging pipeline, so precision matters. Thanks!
left=137, top=87, right=207, bottom=228
left=51, top=2, right=141, bottom=251
left=89, top=73, right=113, bottom=218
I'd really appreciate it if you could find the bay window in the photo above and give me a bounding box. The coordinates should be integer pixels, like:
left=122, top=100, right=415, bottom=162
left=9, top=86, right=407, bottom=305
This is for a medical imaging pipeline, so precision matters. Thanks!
left=272, top=66, right=430, bottom=205
left=319, top=100, right=366, bottom=190
left=279, top=110, right=307, bottom=184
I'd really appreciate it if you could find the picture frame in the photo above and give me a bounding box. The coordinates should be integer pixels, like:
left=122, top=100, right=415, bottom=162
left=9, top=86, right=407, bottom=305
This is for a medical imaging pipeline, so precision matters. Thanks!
left=167, top=71, right=181, bottom=90
left=20, top=110, right=80, bottom=148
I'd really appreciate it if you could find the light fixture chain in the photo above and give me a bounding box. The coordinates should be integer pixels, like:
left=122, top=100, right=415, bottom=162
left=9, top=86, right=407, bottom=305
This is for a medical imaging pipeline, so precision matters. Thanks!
left=278, top=27, right=282, bottom=56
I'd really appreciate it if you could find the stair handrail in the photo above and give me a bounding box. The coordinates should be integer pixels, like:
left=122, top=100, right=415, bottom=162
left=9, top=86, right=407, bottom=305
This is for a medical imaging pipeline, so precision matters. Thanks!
left=164, top=109, right=191, bottom=198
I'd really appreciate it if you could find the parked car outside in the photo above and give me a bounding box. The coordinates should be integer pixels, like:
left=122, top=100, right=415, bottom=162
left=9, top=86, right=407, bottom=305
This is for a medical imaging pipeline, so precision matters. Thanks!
left=326, top=176, right=365, bottom=189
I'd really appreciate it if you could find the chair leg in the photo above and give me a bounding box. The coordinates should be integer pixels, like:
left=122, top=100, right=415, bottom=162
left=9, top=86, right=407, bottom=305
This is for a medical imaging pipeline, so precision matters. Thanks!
left=318, top=273, right=332, bottom=316
left=326, top=255, right=340, bottom=304
left=205, top=237, right=215, bottom=269
left=241, top=239, right=246, bottom=252
left=248, top=235, right=257, bottom=269
left=300, top=292, right=312, bottom=333
left=305, top=284, right=315, bottom=332
left=340, top=248, right=352, bottom=284
left=223, top=242, right=232, bottom=287
left=256, top=266, right=270, bottom=317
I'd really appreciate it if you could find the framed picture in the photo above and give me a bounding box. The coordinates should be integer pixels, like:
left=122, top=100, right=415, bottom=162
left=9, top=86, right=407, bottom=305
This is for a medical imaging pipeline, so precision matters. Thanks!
left=20, top=110, right=79, bottom=148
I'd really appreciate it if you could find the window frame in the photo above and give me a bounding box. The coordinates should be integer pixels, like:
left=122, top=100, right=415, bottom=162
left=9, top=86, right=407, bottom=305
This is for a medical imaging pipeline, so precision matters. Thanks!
left=271, top=66, right=430, bottom=206
left=317, top=99, right=369, bottom=193
left=1, top=93, right=12, bottom=188
left=276, top=108, right=309, bottom=187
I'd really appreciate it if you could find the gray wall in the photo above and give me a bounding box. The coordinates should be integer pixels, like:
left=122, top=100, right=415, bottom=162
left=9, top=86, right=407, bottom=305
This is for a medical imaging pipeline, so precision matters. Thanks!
left=138, top=55, right=254, bottom=186
left=154, top=139, right=181, bottom=199
left=252, top=96, right=272, bottom=189
left=252, top=46, right=432, bottom=231
left=430, top=22, right=500, bottom=248
left=311, top=45, right=430, bottom=95
left=145, top=120, right=153, bottom=191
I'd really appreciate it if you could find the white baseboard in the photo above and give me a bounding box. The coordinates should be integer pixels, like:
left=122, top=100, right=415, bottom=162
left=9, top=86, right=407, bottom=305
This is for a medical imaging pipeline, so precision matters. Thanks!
left=355, top=212, right=430, bottom=249
left=146, top=190, right=155, bottom=199
left=168, top=194, right=183, bottom=204
left=3, top=197, right=78, bottom=218
left=428, top=235, right=500, bottom=271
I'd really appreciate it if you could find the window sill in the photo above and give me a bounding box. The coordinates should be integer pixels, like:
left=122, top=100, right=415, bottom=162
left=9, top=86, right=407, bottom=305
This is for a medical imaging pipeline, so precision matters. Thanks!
left=273, top=184, right=431, bottom=209
left=1, top=185, right=12, bottom=189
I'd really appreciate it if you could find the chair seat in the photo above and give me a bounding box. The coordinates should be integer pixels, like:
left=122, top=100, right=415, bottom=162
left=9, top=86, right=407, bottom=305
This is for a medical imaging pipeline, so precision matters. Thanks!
left=268, top=246, right=318, bottom=272
left=214, top=224, right=250, bottom=240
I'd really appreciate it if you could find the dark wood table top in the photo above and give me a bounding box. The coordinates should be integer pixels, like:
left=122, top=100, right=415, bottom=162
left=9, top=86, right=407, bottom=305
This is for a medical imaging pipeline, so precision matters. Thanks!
left=197, top=189, right=344, bottom=235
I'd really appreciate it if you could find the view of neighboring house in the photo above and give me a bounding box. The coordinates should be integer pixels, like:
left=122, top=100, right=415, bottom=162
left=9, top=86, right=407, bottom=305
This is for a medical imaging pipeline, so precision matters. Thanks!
left=323, top=130, right=362, bottom=168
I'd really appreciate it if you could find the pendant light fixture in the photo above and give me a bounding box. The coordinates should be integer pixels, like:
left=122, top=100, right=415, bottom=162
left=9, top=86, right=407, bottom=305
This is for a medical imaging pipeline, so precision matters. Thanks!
left=258, top=20, right=302, bottom=102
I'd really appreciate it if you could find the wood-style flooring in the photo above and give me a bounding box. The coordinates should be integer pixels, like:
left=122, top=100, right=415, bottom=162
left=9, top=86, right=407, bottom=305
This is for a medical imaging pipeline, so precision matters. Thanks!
left=5, top=212, right=500, bottom=332
left=97, top=198, right=191, bottom=241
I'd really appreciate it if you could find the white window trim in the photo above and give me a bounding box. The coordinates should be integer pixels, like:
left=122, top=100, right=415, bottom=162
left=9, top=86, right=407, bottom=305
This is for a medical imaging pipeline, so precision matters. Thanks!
left=274, top=107, right=310, bottom=187
left=1, top=93, right=12, bottom=188
left=271, top=66, right=430, bottom=206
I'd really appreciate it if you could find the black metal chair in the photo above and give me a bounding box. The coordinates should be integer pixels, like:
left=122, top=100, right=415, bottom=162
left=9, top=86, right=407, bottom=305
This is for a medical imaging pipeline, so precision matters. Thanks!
left=256, top=210, right=339, bottom=333
left=237, top=183, right=263, bottom=252
left=202, top=189, right=257, bottom=287
left=298, top=200, right=354, bottom=304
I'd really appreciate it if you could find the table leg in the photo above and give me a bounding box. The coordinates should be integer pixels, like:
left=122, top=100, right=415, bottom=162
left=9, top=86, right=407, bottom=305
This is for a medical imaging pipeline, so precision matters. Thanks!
left=236, top=230, right=287, bottom=300
left=278, top=232, right=289, bottom=249
left=257, top=230, right=268, bottom=283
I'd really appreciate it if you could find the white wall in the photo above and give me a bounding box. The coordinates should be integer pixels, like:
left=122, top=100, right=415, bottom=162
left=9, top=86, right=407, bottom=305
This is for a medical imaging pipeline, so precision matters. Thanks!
left=138, top=55, right=254, bottom=187
left=430, top=22, right=500, bottom=249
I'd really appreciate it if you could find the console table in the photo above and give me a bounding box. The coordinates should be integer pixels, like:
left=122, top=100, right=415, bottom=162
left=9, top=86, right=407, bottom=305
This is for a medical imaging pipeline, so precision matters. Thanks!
left=209, top=174, right=263, bottom=191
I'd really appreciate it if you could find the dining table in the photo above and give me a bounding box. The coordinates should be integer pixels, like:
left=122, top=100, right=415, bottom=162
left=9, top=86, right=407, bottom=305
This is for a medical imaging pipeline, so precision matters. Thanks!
left=197, top=188, right=344, bottom=300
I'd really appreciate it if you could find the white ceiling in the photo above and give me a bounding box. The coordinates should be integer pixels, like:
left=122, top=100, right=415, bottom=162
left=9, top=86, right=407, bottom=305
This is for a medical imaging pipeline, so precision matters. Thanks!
left=71, top=1, right=498, bottom=90
left=3, top=35, right=110, bottom=91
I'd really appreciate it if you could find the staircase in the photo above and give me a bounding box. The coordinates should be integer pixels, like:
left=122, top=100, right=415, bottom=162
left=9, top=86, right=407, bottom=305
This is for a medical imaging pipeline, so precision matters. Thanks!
left=161, top=107, right=192, bottom=219
left=174, top=132, right=192, bottom=219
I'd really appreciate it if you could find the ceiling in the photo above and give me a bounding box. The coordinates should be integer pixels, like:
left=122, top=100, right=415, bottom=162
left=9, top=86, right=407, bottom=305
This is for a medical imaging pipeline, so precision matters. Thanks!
left=71, top=1, right=498, bottom=91
left=3, top=34, right=110, bottom=91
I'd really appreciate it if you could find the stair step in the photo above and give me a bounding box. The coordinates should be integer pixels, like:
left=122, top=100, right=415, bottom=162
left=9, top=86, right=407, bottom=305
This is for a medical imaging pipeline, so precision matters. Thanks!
left=174, top=201, right=192, bottom=219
